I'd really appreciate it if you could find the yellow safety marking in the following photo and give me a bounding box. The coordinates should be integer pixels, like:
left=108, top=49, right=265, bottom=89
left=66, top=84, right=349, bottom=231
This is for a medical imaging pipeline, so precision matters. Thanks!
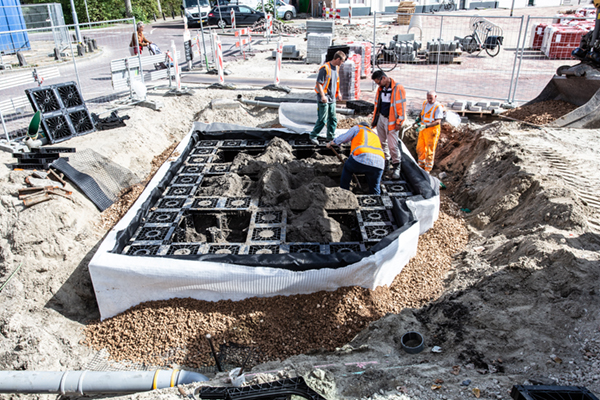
left=153, top=370, right=160, bottom=390
left=171, top=369, right=179, bottom=387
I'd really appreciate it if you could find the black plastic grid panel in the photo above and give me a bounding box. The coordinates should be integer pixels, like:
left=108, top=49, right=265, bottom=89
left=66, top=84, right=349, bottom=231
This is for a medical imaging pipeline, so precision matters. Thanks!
left=166, top=186, right=194, bottom=196
left=187, top=155, right=212, bottom=164
left=165, top=244, right=201, bottom=256
left=125, top=244, right=161, bottom=256
left=251, top=227, right=283, bottom=242
left=121, top=138, right=409, bottom=257
left=192, top=197, right=220, bottom=209
left=147, top=211, right=180, bottom=224
left=192, top=147, right=216, bottom=155
left=382, top=180, right=414, bottom=197
left=135, top=226, right=172, bottom=242
left=255, top=211, right=283, bottom=225
left=174, top=175, right=201, bottom=185
left=25, top=82, right=96, bottom=144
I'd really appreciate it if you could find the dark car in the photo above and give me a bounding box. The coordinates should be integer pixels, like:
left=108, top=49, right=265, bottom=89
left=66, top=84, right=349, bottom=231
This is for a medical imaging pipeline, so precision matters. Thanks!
left=207, top=5, right=265, bottom=28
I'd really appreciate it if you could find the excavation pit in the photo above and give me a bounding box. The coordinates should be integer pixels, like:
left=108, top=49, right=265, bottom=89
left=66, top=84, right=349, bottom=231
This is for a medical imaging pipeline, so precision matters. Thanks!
left=90, top=123, right=440, bottom=319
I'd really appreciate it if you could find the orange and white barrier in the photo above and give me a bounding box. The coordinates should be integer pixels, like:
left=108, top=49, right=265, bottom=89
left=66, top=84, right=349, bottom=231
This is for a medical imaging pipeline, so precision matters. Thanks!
left=213, top=32, right=224, bottom=84
left=235, top=28, right=252, bottom=58
left=230, top=8, right=236, bottom=30
left=265, top=14, right=273, bottom=38
left=274, top=37, right=283, bottom=85
left=348, top=4, right=352, bottom=24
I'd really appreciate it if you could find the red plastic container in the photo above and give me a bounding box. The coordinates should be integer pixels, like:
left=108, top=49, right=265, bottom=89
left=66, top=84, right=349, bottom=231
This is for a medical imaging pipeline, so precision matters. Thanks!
left=531, top=23, right=548, bottom=50
left=541, top=25, right=587, bottom=60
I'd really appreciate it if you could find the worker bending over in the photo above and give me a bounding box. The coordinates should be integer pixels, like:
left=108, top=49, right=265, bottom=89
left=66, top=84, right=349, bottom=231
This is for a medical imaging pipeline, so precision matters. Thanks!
left=326, top=123, right=385, bottom=195
left=370, top=70, right=406, bottom=181
left=415, top=91, right=444, bottom=173
left=310, top=51, right=347, bottom=145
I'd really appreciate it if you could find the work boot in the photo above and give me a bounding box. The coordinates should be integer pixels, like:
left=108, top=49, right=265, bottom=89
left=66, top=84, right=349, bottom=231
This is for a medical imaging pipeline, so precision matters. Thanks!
left=310, top=137, right=319, bottom=145
left=383, top=159, right=391, bottom=178
left=391, top=163, right=401, bottom=180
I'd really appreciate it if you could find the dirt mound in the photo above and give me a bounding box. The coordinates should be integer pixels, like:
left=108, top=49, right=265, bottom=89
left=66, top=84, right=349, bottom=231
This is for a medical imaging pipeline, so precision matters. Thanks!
left=502, top=100, right=578, bottom=125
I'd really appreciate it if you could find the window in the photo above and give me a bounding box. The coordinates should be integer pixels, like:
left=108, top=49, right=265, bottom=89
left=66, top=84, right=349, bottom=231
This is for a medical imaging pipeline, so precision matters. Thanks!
left=238, top=6, right=252, bottom=12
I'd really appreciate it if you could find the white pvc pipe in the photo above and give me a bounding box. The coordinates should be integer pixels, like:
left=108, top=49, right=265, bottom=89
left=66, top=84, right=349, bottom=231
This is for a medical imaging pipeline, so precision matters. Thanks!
left=0, top=370, right=208, bottom=395
left=237, top=96, right=355, bottom=115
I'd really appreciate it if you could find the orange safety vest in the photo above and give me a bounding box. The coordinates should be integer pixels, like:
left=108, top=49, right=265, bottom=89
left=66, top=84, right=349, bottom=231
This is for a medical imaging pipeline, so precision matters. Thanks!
left=372, top=78, right=406, bottom=132
left=420, top=100, right=443, bottom=134
left=351, top=126, right=385, bottom=160
left=314, top=62, right=340, bottom=99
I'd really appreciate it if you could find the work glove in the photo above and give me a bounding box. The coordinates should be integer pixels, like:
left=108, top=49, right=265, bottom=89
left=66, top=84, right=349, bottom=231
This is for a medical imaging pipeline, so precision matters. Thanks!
left=415, top=116, right=421, bottom=124
left=416, top=122, right=424, bottom=133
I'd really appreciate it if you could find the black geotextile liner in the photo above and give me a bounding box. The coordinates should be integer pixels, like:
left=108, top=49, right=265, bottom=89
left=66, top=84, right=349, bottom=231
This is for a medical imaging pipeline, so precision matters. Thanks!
left=111, top=125, right=434, bottom=271
left=52, top=159, right=113, bottom=211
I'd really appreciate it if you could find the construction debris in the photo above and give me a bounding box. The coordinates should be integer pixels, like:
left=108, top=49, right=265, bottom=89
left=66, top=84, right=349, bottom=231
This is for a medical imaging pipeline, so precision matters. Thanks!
left=18, top=169, right=73, bottom=207
left=251, top=19, right=304, bottom=35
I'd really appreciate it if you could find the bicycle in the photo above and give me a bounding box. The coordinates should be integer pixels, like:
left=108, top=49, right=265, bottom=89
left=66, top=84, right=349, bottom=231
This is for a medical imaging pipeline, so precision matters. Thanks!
left=431, top=0, right=456, bottom=12
left=462, top=18, right=504, bottom=57
left=374, top=42, right=398, bottom=72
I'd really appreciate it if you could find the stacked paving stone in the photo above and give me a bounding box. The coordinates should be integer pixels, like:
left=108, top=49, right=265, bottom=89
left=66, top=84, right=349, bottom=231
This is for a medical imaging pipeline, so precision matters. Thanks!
left=306, top=33, right=333, bottom=64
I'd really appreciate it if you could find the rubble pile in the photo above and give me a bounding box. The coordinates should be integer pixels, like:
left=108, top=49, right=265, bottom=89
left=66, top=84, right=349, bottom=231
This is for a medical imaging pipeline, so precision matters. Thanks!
left=251, top=19, right=305, bottom=35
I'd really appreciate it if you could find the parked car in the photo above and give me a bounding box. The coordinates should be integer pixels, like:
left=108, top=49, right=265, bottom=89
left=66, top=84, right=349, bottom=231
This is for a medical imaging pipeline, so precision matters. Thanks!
left=275, top=0, right=296, bottom=20
left=207, top=5, right=265, bottom=27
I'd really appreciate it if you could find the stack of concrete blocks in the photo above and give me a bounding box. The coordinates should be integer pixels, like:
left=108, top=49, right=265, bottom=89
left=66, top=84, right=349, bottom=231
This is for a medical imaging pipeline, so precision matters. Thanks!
left=271, top=45, right=301, bottom=59
left=426, top=39, right=461, bottom=64
left=390, top=33, right=420, bottom=63
left=450, top=100, right=503, bottom=112
left=306, top=33, right=333, bottom=64
left=306, top=20, right=335, bottom=39
left=339, top=60, right=356, bottom=101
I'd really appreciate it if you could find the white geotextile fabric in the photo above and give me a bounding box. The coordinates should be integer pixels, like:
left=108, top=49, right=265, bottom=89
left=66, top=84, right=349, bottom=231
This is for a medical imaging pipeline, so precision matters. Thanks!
left=88, top=124, right=439, bottom=320
left=279, top=102, right=325, bottom=135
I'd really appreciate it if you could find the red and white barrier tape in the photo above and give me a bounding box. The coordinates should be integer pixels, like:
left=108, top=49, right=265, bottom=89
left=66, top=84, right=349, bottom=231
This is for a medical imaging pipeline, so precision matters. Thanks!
left=274, top=37, right=283, bottom=85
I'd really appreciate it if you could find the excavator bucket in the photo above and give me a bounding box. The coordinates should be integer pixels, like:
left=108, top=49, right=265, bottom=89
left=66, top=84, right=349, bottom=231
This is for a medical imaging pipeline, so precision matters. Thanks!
left=524, top=64, right=600, bottom=128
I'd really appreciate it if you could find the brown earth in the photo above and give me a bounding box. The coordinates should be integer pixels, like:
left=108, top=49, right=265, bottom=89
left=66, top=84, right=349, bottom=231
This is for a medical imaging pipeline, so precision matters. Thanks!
left=501, top=100, right=578, bottom=125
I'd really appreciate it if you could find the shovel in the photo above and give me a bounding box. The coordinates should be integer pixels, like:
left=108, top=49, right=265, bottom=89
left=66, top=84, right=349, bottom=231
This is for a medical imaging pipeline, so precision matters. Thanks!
left=330, top=146, right=362, bottom=190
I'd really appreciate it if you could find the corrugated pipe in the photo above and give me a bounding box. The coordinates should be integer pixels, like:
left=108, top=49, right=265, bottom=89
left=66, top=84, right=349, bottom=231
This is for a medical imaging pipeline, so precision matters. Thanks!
left=236, top=95, right=355, bottom=115
left=0, top=370, right=208, bottom=395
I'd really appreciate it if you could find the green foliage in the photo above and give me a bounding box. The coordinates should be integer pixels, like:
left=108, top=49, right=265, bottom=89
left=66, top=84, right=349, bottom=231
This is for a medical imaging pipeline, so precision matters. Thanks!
left=262, top=0, right=281, bottom=20
left=21, top=0, right=182, bottom=24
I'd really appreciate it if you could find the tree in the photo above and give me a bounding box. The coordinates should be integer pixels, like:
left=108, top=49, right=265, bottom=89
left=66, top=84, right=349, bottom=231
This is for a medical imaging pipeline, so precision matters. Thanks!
left=125, top=0, right=133, bottom=17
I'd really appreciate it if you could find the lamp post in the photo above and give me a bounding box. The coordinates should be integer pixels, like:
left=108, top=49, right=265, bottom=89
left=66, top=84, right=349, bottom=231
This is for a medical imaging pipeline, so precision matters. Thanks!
left=69, top=0, right=82, bottom=43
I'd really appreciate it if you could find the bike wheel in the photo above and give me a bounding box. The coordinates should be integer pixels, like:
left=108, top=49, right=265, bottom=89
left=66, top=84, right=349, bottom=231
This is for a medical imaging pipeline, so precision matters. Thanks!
left=444, top=1, right=454, bottom=10
left=485, top=43, right=501, bottom=57
left=463, top=35, right=481, bottom=55
left=375, top=49, right=398, bottom=72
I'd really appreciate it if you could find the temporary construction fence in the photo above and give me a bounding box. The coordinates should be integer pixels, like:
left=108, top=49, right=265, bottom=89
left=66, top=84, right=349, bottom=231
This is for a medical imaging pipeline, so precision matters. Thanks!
left=371, top=11, right=595, bottom=104
left=0, top=18, right=189, bottom=141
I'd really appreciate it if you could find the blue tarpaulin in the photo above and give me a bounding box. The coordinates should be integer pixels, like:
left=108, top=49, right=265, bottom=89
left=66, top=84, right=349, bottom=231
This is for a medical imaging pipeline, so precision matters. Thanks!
left=0, top=0, right=31, bottom=54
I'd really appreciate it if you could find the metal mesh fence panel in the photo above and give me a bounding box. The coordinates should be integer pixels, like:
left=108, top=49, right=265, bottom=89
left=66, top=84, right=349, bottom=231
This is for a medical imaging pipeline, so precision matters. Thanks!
left=0, top=19, right=142, bottom=141
left=511, top=14, right=595, bottom=103
left=372, top=12, right=527, bottom=103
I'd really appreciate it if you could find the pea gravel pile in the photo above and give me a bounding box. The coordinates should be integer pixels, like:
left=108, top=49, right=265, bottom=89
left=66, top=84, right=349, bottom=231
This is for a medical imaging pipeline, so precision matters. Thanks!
left=83, top=196, right=468, bottom=369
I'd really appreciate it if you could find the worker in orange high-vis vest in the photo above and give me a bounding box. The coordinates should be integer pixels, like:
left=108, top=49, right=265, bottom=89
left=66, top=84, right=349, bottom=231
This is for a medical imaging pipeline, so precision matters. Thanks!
left=370, top=70, right=406, bottom=181
left=309, top=51, right=347, bottom=145
left=326, top=123, right=385, bottom=195
left=415, top=90, right=444, bottom=173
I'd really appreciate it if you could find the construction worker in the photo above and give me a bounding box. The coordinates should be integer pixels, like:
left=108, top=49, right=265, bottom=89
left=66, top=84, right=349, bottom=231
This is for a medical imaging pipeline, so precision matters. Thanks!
left=370, top=70, right=406, bottom=181
left=310, top=51, right=347, bottom=145
left=326, top=122, right=385, bottom=195
left=415, top=90, right=444, bottom=173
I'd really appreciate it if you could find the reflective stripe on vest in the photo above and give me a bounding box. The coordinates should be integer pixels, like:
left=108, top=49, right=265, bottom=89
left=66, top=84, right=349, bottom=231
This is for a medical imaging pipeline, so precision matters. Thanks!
left=391, top=83, right=406, bottom=123
left=315, top=63, right=332, bottom=94
left=351, top=127, right=385, bottom=159
left=420, top=101, right=442, bottom=123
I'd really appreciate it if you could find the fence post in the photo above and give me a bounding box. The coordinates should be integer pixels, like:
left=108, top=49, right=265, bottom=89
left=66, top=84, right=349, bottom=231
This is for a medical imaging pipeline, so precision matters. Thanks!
left=372, top=11, right=376, bottom=90
left=508, top=15, right=526, bottom=104
left=434, top=15, right=444, bottom=92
